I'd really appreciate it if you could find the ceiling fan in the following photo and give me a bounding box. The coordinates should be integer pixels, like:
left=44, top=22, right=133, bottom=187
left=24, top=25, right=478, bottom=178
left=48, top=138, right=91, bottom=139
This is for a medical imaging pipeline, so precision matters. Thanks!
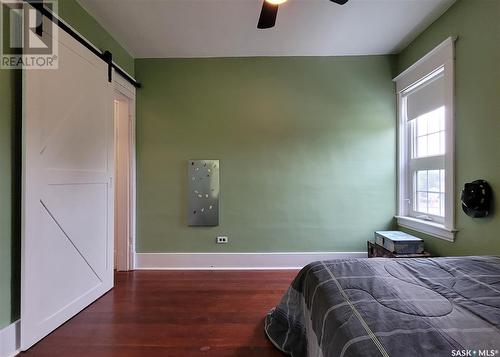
left=258, top=0, right=349, bottom=29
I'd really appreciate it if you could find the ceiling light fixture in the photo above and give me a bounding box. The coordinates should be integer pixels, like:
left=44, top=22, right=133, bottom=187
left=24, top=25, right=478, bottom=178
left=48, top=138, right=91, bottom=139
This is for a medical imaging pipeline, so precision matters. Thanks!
left=257, top=0, right=348, bottom=29
left=265, top=0, right=287, bottom=4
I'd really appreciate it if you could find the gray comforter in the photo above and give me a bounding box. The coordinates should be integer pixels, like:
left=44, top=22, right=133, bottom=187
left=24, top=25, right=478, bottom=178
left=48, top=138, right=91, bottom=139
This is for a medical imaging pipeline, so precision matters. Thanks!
left=265, top=256, right=500, bottom=357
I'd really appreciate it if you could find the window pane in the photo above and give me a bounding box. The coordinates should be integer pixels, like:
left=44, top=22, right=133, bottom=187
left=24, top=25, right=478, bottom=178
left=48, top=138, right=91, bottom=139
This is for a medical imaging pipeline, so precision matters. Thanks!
left=427, top=133, right=440, bottom=156
left=428, top=170, right=440, bottom=192
left=411, top=106, right=445, bottom=158
left=417, top=192, right=428, bottom=213
left=414, top=169, right=445, bottom=217
left=417, top=115, right=429, bottom=136
left=428, top=193, right=440, bottom=215
left=417, top=136, right=427, bottom=157
left=417, top=171, right=428, bottom=191
left=428, top=111, right=441, bottom=133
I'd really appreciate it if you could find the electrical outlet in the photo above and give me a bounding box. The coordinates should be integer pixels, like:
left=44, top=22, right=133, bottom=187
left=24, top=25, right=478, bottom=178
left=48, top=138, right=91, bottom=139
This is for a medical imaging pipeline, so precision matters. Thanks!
left=216, top=236, right=228, bottom=244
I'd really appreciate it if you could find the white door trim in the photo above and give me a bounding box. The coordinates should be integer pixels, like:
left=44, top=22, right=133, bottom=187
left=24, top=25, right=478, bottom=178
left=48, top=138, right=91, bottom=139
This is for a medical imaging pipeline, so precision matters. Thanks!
left=0, top=321, right=20, bottom=357
left=135, top=252, right=367, bottom=270
left=113, top=73, right=136, bottom=271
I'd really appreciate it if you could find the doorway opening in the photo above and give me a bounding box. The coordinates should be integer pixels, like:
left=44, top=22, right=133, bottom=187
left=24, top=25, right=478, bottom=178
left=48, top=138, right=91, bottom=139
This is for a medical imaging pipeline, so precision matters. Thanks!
left=113, top=82, right=136, bottom=271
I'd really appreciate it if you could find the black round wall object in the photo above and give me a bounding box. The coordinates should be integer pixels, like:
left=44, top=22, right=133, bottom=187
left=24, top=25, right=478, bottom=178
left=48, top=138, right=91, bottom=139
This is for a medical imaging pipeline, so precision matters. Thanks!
left=461, top=180, right=492, bottom=218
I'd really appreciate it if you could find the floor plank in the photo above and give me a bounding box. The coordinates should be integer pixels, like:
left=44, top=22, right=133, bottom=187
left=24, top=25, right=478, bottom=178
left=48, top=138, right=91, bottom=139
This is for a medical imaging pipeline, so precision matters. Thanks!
left=21, top=270, right=298, bottom=356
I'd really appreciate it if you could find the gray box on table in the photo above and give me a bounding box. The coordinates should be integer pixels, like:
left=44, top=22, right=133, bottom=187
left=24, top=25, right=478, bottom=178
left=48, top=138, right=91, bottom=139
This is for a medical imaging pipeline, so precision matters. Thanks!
left=374, top=231, right=424, bottom=254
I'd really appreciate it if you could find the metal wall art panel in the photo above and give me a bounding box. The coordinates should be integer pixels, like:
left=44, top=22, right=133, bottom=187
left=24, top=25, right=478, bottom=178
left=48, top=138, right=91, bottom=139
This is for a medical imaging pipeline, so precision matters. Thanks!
left=188, top=160, right=220, bottom=226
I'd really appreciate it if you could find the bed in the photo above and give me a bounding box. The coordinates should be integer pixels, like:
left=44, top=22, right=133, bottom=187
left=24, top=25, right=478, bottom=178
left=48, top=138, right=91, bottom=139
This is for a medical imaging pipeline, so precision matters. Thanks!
left=265, top=256, right=500, bottom=356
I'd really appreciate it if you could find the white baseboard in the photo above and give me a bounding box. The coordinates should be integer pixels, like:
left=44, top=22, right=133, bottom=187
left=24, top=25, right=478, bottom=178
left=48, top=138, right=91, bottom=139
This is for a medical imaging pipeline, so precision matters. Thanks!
left=0, top=320, right=19, bottom=357
left=134, top=252, right=366, bottom=270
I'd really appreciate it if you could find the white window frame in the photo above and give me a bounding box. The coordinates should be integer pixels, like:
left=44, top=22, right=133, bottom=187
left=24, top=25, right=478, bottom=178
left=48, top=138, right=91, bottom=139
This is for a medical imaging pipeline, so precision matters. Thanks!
left=393, top=37, right=457, bottom=241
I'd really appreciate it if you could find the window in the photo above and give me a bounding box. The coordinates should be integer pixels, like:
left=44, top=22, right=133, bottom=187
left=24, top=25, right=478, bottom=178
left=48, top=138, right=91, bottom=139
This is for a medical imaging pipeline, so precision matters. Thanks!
left=394, top=37, right=456, bottom=241
left=404, top=70, right=446, bottom=224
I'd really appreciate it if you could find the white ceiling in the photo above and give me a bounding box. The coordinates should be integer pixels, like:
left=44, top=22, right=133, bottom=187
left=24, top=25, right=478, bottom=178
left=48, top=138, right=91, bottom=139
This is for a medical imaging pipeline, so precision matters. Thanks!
left=76, top=0, right=455, bottom=58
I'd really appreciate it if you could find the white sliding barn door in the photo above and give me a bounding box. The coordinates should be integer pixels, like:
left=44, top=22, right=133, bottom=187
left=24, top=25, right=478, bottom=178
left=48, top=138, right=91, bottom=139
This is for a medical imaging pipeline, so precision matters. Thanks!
left=21, top=28, right=114, bottom=350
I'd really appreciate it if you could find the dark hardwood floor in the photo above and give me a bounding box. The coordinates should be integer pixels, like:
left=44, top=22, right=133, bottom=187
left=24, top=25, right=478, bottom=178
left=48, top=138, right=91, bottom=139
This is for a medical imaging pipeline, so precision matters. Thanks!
left=21, top=270, right=298, bottom=356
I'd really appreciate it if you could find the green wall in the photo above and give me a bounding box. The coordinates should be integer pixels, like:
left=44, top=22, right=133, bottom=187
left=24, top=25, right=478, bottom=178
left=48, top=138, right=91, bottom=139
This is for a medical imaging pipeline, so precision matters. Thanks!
left=57, top=0, right=134, bottom=75
left=135, top=56, right=396, bottom=253
left=396, top=0, right=500, bottom=256
left=0, top=0, right=134, bottom=329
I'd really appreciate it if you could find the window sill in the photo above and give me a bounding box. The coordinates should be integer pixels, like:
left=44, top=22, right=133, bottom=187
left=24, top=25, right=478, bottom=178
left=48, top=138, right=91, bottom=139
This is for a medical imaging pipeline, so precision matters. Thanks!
left=395, top=216, right=457, bottom=242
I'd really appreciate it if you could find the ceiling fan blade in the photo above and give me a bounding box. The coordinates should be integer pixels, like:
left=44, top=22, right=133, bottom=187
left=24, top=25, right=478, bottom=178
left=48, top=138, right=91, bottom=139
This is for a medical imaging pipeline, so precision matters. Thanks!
left=257, top=1, right=279, bottom=29
left=330, top=0, right=349, bottom=4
